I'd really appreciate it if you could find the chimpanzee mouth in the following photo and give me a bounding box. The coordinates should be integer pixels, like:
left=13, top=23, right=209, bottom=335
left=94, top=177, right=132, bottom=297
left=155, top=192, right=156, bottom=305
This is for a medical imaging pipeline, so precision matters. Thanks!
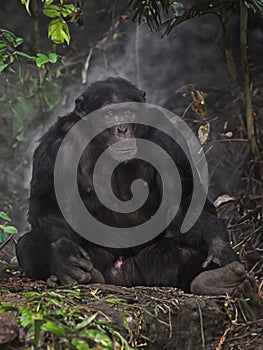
left=109, top=146, right=137, bottom=161
left=112, top=148, right=136, bottom=153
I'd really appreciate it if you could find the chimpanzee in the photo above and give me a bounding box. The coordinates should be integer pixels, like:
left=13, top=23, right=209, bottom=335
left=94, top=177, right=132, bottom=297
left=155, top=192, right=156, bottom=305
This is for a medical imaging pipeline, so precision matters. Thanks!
left=16, top=77, right=249, bottom=295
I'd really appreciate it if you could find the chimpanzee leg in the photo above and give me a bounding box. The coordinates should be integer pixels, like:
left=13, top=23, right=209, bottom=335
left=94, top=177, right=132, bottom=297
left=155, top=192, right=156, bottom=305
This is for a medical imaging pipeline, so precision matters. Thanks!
left=104, top=238, right=206, bottom=291
left=16, top=230, right=50, bottom=280
left=110, top=238, right=249, bottom=295
left=133, top=238, right=207, bottom=291
left=17, top=231, right=105, bottom=284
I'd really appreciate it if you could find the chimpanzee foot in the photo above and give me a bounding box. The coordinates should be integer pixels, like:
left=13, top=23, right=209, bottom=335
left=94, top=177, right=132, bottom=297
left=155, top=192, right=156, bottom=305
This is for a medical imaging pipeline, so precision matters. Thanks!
left=190, top=261, right=252, bottom=296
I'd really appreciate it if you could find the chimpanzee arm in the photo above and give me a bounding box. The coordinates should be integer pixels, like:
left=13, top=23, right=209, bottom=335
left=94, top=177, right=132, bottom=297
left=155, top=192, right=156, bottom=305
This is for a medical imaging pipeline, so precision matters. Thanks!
left=17, top=114, right=105, bottom=284
left=28, top=115, right=78, bottom=233
left=174, top=208, right=239, bottom=268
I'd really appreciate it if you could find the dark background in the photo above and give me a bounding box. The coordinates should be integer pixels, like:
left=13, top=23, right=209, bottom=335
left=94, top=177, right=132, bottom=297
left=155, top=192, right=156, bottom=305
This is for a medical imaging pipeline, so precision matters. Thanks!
left=0, top=0, right=262, bottom=237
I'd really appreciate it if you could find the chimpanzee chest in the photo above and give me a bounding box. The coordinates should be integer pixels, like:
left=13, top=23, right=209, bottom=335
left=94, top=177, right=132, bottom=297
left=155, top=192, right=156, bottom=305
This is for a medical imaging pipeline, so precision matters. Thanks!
left=83, top=179, right=160, bottom=228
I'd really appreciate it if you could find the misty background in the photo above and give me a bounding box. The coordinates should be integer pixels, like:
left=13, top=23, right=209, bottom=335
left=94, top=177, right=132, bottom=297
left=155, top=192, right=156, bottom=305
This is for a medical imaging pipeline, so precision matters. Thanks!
left=0, top=0, right=262, bottom=234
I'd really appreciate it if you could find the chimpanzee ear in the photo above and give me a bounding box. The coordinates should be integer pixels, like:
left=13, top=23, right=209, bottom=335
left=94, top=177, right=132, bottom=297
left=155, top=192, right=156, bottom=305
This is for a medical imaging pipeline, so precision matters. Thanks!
left=74, top=95, right=87, bottom=118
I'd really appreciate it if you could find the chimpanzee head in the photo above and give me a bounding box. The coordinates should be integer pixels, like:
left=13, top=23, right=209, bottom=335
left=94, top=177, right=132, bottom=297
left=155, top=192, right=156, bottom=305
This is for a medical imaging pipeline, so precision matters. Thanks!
left=74, top=77, right=146, bottom=161
left=74, top=77, right=146, bottom=116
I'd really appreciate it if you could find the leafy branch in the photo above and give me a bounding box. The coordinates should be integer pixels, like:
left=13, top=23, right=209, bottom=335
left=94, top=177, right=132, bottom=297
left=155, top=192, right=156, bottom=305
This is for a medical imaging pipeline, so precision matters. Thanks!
left=21, top=0, right=83, bottom=45
left=0, top=211, right=18, bottom=251
left=0, top=29, right=34, bottom=73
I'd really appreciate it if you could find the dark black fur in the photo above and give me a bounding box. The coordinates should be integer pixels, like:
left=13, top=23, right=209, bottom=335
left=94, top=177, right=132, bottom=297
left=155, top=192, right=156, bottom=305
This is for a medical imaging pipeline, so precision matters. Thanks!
left=16, top=77, right=239, bottom=291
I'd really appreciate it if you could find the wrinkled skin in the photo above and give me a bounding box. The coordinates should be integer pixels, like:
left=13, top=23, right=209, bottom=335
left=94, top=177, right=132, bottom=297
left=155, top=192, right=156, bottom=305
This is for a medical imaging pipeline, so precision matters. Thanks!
left=191, top=261, right=255, bottom=296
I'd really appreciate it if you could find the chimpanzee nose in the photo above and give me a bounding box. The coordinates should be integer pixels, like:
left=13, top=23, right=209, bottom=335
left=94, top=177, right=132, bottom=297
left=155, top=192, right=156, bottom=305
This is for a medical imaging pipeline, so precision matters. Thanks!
left=118, top=124, right=128, bottom=134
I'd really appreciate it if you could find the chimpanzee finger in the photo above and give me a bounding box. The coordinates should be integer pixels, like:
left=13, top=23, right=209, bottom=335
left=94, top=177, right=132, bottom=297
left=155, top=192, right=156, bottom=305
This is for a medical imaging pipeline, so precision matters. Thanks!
left=68, top=266, right=92, bottom=284
left=77, top=246, right=91, bottom=261
left=59, top=273, right=77, bottom=285
left=202, top=254, right=220, bottom=268
left=90, top=268, right=105, bottom=283
left=69, top=255, right=93, bottom=272
left=46, top=275, right=59, bottom=288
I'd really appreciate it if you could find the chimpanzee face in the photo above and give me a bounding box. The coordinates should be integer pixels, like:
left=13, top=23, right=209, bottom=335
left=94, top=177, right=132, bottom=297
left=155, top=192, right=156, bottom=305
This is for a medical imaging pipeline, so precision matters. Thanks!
left=74, top=78, right=146, bottom=162
left=94, top=104, right=138, bottom=162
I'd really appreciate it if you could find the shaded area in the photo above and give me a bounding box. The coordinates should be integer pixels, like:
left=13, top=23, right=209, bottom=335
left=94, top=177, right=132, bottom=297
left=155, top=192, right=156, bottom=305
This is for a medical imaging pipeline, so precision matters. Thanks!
left=0, top=268, right=262, bottom=349
left=0, top=1, right=262, bottom=349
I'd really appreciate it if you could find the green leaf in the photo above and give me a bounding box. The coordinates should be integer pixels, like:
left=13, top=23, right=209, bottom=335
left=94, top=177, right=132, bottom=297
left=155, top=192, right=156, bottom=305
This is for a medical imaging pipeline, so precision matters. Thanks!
left=42, top=80, right=61, bottom=108
left=21, top=0, right=31, bottom=15
left=0, top=302, right=11, bottom=308
left=11, top=96, right=36, bottom=139
left=48, top=18, right=70, bottom=44
left=0, top=40, right=8, bottom=54
left=169, top=1, right=183, bottom=9
left=20, top=308, right=35, bottom=327
left=0, top=61, right=9, bottom=72
left=25, top=291, right=40, bottom=297
left=61, top=4, right=75, bottom=17
left=0, top=29, right=23, bottom=47
left=0, top=303, right=17, bottom=313
left=9, top=55, right=14, bottom=64
left=16, top=51, right=35, bottom=60
left=71, top=339, right=90, bottom=350
left=0, top=29, right=16, bottom=44
left=12, top=110, right=24, bottom=136
left=105, top=298, right=126, bottom=303
left=47, top=291, right=63, bottom=298
left=14, top=37, right=23, bottom=47
left=82, top=329, right=112, bottom=347
left=45, top=0, right=54, bottom=5
left=16, top=133, right=24, bottom=141
left=34, top=319, right=43, bottom=347
left=75, top=313, right=98, bottom=330
left=43, top=4, right=61, bottom=18
left=0, top=212, right=11, bottom=222
left=48, top=52, right=59, bottom=63
left=41, top=320, right=65, bottom=336
left=0, top=40, right=8, bottom=48
left=0, top=233, right=8, bottom=243
left=28, top=77, right=38, bottom=94
left=19, top=64, right=24, bottom=85
left=36, top=53, right=49, bottom=67
left=3, top=226, right=18, bottom=234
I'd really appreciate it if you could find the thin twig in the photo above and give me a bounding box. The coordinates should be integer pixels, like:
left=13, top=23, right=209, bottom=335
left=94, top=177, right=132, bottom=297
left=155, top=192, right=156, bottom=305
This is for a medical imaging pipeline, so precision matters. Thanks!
left=220, top=15, right=238, bottom=81
left=196, top=300, right=205, bottom=349
left=135, top=23, right=141, bottom=86
left=0, top=234, right=14, bottom=252
left=240, top=1, right=261, bottom=162
left=216, top=326, right=232, bottom=350
left=81, top=47, right=93, bottom=84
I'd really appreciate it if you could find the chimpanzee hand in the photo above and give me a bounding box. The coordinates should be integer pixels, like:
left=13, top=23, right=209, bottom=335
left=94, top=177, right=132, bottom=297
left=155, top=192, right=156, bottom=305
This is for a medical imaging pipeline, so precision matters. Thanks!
left=47, top=238, right=105, bottom=286
left=202, top=238, right=238, bottom=268
left=190, top=261, right=255, bottom=296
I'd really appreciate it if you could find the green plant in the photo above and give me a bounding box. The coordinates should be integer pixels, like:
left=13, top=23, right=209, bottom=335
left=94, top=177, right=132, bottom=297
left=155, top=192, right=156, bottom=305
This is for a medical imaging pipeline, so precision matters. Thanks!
left=0, top=211, right=18, bottom=243
left=0, top=289, right=134, bottom=349
left=0, top=28, right=60, bottom=72
left=21, top=0, right=82, bottom=45
left=0, top=1, right=84, bottom=140
left=0, top=29, right=35, bottom=73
